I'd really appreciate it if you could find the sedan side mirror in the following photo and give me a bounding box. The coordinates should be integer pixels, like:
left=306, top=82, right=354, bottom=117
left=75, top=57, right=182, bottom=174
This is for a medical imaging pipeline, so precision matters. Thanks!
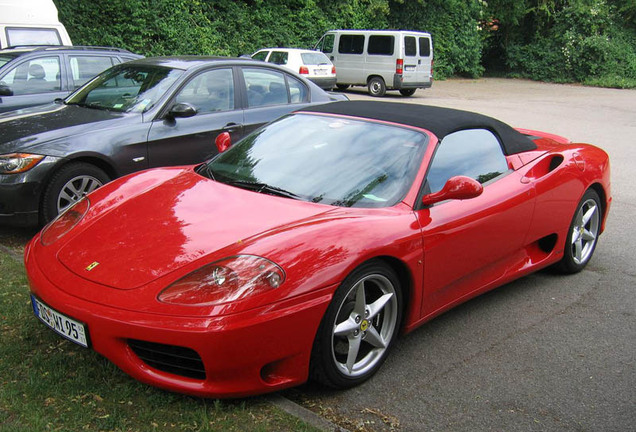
left=215, top=132, right=232, bottom=153
left=421, top=175, right=483, bottom=206
left=0, top=84, right=14, bottom=96
left=168, top=102, right=197, bottom=119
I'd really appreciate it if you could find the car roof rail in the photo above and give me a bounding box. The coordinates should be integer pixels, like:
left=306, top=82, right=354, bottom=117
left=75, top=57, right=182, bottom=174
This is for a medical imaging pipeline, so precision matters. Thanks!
left=3, top=45, right=135, bottom=54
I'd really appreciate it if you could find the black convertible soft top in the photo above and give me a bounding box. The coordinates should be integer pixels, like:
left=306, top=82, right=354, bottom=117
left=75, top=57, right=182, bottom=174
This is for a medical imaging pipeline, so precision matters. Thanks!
left=299, top=101, right=536, bottom=155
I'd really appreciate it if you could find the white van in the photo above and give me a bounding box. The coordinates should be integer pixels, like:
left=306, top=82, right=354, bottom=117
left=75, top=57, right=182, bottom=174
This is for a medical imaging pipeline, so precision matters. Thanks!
left=315, top=30, right=433, bottom=97
left=0, top=0, right=72, bottom=49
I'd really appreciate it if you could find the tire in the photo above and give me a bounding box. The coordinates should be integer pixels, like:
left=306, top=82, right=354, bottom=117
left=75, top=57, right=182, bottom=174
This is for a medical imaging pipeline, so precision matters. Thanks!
left=336, top=84, right=350, bottom=91
left=399, top=89, right=416, bottom=97
left=310, top=260, right=403, bottom=389
left=41, top=162, right=110, bottom=223
left=367, top=77, right=386, bottom=97
left=555, top=189, right=602, bottom=274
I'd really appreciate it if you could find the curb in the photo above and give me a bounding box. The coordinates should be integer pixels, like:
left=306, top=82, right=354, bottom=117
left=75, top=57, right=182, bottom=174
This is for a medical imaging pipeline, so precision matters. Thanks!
left=267, top=394, right=350, bottom=432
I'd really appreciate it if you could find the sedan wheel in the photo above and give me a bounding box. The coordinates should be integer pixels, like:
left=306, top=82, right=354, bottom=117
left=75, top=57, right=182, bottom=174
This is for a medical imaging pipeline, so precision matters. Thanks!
left=310, top=261, right=402, bottom=388
left=41, top=162, right=109, bottom=224
left=556, top=189, right=602, bottom=273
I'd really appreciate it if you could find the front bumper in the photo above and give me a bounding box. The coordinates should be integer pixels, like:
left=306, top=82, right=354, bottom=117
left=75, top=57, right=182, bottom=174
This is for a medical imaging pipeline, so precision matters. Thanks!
left=25, top=237, right=334, bottom=398
left=0, top=156, right=60, bottom=227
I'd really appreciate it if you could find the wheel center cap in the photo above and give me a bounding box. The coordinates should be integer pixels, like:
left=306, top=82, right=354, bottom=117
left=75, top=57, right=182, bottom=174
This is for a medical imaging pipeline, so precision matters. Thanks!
left=360, top=320, right=369, bottom=332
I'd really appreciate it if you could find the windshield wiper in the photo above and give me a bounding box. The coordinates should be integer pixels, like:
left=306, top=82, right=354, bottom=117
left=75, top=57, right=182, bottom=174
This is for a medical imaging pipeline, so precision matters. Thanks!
left=226, top=179, right=300, bottom=199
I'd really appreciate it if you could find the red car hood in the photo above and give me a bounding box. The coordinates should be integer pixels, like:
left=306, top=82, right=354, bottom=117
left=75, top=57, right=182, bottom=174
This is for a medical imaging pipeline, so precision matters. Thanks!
left=57, top=170, right=333, bottom=290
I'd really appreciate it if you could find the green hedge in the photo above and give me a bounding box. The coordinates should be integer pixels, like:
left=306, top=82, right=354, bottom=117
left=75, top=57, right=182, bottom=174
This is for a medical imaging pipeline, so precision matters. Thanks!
left=54, top=0, right=636, bottom=87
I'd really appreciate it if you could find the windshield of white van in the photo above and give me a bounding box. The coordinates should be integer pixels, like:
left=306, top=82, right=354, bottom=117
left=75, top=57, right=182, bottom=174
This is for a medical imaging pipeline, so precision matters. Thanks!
left=6, top=27, right=61, bottom=46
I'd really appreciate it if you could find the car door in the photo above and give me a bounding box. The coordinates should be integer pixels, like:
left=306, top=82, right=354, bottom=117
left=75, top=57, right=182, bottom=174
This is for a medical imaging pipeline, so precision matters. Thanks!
left=146, top=66, right=244, bottom=167
left=0, top=54, right=66, bottom=112
left=415, top=129, right=537, bottom=317
left=240, top=66, right=310, bottom=136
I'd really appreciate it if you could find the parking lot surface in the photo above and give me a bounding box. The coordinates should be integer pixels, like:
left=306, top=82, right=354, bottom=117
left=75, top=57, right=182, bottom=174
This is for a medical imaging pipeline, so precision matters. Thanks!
left=1, top=79, right=634, bottom=431
left=284, top=79, right=636, bottom=431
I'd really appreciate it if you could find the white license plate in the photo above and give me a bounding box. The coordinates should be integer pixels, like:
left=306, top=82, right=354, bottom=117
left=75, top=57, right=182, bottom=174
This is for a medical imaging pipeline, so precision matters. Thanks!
left=31, top=295, right=89, bottom=348
left=405, top=65, right=416, bottom=71
left=313, top=68, right=328, bottom=75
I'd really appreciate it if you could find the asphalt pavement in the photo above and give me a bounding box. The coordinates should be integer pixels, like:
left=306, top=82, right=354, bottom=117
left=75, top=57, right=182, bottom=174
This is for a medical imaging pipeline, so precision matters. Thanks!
left=283, top=79, right=636, bottom=432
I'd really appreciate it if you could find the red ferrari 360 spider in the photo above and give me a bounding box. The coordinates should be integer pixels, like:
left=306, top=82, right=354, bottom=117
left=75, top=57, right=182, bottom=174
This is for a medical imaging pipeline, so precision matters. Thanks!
left=25, top=101, right=611, bottom=398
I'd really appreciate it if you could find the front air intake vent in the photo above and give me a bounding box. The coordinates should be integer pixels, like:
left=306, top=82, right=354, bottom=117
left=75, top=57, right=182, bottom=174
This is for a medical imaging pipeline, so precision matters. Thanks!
left=128, top=339, right=205, bottom=380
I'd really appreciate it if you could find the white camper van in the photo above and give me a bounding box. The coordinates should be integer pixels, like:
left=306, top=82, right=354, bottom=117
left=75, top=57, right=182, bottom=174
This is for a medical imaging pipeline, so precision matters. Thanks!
left=0, top=0, right=72, bottom=49
left=315, top=30, right=433, bottom=97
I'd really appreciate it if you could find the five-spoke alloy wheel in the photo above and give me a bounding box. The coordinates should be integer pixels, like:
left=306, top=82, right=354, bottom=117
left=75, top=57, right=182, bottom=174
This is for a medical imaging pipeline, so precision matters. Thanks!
left=557, top=189, right=602, bottom=273
left=311, top=260, right=402, bottom=388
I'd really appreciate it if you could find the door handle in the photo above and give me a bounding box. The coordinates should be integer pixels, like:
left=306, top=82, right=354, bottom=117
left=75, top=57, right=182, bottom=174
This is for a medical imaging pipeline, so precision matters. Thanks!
left=418, top=59, right=421, bottom=65
left=330, top=56, right=334, bottom=61
left=222, top=122, right=242, bottom=133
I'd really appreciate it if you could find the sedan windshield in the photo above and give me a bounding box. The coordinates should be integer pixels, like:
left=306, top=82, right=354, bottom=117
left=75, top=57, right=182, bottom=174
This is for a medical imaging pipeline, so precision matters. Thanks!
left=207, top=113, right=428, bottom=208
left=65, top=64, right=183, bottom=113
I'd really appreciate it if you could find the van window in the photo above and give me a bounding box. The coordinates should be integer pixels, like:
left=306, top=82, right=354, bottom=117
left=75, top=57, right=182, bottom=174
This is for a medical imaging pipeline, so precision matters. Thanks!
left=318, top=34, right=335, bottom=54
left=419, top=37, right=431, bottom=57
left=404, top=36, right=417, bottom=57
left=368, top=35, right=394, bottom=56
left=338, top=35, right=365, bottom=55
left=6, top=27, right=61, bottom=46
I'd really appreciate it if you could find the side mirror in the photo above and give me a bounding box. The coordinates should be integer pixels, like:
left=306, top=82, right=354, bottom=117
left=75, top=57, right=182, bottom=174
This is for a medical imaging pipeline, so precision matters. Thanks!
left=0, top=84, right=14, bottom=96
left=215, top=132, right=232, bottom=153
left=168, top=102, right=197, bottom=119
left=421, top=175, right=483, bottom=206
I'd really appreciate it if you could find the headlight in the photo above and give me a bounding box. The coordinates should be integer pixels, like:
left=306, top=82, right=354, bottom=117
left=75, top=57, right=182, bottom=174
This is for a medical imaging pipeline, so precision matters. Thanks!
left=0, top=153, right=45, bottom=174
left=40, top=198, right=90, bottom=246
left=158, top=255, right=286, bottom=306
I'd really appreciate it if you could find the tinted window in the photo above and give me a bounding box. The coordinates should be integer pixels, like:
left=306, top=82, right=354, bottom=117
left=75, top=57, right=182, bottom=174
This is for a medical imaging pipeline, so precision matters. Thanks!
left=404, top=36, right=417, bottom=57
left=268, top=51, right=289, bottom=65
left=426, top=129, right=509, bottom=193
left=419, top=37, right=431, bottom=57
left=175, top=68, right=234, bottom=113
left=207, top=114, right=428, bottom=208
left=287, top=75, right=308, bottom=103
left=368, top=35, right=394, bottom=55
left=0, top=56, right=61, bottom=95
left=243, top=68, right=288, bottom=107
left=6, top=27, right=61, bottom=46
left=252, top=51, right=268, bottom=61
left=338, top=35, right=365, bottom=55
left=318, top=34, right=335, bottom=53
left=69, top=55, right=115, bottom=88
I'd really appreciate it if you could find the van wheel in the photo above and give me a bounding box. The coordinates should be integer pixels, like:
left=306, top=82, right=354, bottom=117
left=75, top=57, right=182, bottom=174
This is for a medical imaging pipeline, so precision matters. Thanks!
left=336, top=84, right=350, bottom=91
left=399, top=89, right=416, bottom=97
left=368, top=77, right=386, bottom=97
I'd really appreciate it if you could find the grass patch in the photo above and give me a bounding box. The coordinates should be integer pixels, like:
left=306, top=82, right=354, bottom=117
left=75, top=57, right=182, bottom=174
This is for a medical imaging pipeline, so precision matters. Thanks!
left=0, top=251, right=318, bottom=432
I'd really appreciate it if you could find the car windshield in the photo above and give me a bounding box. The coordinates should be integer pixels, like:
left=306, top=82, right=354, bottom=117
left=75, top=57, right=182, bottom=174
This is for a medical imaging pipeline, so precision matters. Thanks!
left=206, top=113, right=428, bottom=208
left=300, top=52, right=331, bottom=65
left=65, top=64, right=184, bottom=113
